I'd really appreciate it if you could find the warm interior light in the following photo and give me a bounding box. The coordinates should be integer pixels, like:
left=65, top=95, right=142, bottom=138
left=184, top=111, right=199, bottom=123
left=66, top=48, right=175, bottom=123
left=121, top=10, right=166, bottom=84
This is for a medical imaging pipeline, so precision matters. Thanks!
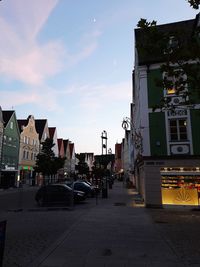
left=167, top=88, right=175, bottom=94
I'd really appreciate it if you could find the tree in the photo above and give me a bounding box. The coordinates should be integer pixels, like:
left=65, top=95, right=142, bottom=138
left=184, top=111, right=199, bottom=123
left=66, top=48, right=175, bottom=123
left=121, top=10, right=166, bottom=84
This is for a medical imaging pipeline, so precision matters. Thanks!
left=75, top=154, right=89, bottom=176
left=188, top=0, right=200, bottom=9
left=35, top=138, right=65, bottom=183
left=136, top=1, right=200, bottom=111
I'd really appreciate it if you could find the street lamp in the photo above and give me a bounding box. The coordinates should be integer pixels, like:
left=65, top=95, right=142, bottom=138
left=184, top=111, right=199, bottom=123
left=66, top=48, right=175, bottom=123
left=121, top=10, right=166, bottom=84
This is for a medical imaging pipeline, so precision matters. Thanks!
left=101, top=130, right=107, bottom=155
left=122, top=117, right=143, bottom=154
left=101, top=130, right=108, bottom=198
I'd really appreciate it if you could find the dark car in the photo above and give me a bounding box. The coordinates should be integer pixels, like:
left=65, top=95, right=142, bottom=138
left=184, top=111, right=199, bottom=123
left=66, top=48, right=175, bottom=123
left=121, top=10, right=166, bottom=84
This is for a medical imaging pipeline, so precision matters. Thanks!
left=35, top=183, right=86, bottom=206
left=65, top=181, right=96, bottom=197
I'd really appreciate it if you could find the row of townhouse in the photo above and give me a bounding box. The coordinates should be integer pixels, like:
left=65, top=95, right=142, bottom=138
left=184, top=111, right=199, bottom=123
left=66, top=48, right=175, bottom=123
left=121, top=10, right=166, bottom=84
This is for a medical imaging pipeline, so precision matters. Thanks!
left=121, top=13, right=200, bottom=207
left=0, top=107, right=76, bottom=188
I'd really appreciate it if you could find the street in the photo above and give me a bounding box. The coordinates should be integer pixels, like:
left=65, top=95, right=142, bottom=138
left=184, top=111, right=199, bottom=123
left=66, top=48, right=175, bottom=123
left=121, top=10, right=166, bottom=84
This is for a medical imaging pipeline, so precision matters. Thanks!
left=1, top=183, right=200, bottom=266
left=0, top=186, right=97, bottom=267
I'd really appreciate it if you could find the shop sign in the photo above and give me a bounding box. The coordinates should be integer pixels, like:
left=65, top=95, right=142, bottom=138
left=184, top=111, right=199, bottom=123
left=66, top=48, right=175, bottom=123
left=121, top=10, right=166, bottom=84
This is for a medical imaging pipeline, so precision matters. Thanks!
left=5, top=166, right=15, bottom=171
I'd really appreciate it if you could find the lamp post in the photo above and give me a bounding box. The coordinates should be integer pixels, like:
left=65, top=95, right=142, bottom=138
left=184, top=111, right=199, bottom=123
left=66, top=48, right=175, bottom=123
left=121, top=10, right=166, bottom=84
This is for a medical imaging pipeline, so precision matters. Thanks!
left=122, top=117, right=143, bottom=188
left=101, top=130, right=108, bottom=198
left=101, top=130, right=107, bottom=155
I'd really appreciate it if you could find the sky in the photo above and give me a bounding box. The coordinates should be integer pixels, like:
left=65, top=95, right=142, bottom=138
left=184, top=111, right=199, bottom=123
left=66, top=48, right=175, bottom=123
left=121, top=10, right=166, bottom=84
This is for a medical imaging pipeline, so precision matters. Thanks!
left=0, top=0, right=198, bottom=155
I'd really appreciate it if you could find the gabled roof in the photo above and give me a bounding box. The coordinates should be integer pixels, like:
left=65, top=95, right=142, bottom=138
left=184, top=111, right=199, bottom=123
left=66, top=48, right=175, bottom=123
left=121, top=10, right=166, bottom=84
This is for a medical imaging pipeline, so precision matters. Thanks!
left=2, top=110, right=14, bottom=127
left=17, top=115, right=36, bottom=133
left=135, top=17, right=197, bottom=65
left=63, top=139, right=69, bottom=152
left=17, top=119, right=28, bottom=133
left=49, top=127, right=56, bottom=139
left=69, top=143, right=74, bottom=158
left=57, top=138, right=63, bottom=150
left=35, top=119, right=47, bottom=140
left=0, top=106, right=3, bottom=123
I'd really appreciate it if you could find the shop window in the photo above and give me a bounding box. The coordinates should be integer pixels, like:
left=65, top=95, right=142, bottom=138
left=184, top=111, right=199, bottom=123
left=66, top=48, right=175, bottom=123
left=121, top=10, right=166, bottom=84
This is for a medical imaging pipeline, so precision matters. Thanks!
left=169, top=119, right=187, bottom=141
left=161, top=174, right=200, bottom=206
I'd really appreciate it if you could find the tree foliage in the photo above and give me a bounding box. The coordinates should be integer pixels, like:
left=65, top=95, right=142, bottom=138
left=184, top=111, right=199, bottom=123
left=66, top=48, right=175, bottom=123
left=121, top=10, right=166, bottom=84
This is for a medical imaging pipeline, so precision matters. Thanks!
left=188, top=0, right=200, bottom=9
left=75, top=153, right=89, bottom=175
left=136, top=1, right=200, bottom=111
left=35, top=138, right=65, bottom=177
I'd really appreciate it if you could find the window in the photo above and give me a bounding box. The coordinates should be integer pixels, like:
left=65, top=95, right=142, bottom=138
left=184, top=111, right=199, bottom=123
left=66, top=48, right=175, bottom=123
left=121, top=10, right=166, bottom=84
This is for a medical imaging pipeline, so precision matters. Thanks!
left=26, top=151, right=29, bottom=159
left=10, top=121, right=13, bottom=129
left=163, top=70, right=187, bottom=96
left=23, top=150, right=26, bottom=159
left=169, top=119, right=187, bottom=141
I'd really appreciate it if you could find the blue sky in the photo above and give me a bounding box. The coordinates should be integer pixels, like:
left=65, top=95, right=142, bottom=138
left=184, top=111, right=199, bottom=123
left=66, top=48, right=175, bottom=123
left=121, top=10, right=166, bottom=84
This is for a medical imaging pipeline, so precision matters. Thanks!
left=0, top=0, right=198, bottom=154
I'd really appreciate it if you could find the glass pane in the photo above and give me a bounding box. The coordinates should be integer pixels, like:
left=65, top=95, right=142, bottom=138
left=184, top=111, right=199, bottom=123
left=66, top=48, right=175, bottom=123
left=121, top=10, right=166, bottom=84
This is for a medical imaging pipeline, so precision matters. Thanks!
left=180, top=133, right=187, bottom=140
left=170, top=133, right=178, bottom=141
left=170, top=120, right=177, bottom=126
left=179, top=120, right=186, bottom=126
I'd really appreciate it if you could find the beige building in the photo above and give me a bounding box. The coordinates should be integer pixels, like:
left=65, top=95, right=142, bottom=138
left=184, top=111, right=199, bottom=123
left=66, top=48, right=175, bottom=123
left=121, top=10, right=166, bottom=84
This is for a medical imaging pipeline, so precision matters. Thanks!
left=17, top=115, right=40, bottom=185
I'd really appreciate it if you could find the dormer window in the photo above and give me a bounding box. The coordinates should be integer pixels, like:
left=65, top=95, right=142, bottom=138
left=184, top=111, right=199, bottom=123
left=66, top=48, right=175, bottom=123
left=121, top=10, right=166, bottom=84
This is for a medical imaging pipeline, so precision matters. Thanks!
left=163, top=70, right=187, bottom=96
left=164, top=36, right=179, bottom=54
left=167, top=88, right=176, bottom=95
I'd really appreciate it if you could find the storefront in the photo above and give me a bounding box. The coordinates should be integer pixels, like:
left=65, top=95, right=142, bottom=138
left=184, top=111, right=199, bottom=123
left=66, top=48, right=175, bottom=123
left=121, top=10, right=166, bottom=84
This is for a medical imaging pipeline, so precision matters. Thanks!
left=0, top=167, right=18, bottom=188
left=19, top=165, right=35, bottom=185
left=161, top=167, right=200, bottom=206
left=137, top=156, right=200, bottom=208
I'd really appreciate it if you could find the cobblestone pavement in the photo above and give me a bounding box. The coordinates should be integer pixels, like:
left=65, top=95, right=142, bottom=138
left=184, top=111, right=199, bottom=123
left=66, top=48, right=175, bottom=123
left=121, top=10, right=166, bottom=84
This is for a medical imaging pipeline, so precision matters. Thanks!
left=1, top=197, right=97, bottom=267
left=2, top=184, right=200, bottom=266
left=148, top=207, right=200, bottom=266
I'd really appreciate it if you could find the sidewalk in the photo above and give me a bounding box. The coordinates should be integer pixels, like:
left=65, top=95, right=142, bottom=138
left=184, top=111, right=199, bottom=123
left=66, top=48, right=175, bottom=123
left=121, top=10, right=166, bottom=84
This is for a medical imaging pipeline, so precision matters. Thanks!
left=30, top=181, right=186, bottom=267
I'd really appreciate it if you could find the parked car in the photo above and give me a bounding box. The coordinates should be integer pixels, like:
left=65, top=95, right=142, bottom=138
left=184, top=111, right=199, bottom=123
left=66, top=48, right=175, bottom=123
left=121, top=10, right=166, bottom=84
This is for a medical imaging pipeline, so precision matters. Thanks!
left=83, top=180, right=100, bottom=194
left=65, top=181, right=96, bottom=197
left=35, top=183, right=86, bottom=206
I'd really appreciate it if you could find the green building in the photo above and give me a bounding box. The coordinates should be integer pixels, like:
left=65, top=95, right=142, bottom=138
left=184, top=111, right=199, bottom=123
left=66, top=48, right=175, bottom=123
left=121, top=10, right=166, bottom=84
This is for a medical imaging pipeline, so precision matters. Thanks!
left=0, top=110, right=20, bottom=188
left=132, top=13, right=200, bottom=207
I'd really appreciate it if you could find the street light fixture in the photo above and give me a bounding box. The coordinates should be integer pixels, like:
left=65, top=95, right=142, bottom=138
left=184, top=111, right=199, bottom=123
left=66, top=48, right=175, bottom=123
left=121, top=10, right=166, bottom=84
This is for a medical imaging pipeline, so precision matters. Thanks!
left=101, top=130, right=107, bottom=155
left=122, top=117, right=143, bottom=154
